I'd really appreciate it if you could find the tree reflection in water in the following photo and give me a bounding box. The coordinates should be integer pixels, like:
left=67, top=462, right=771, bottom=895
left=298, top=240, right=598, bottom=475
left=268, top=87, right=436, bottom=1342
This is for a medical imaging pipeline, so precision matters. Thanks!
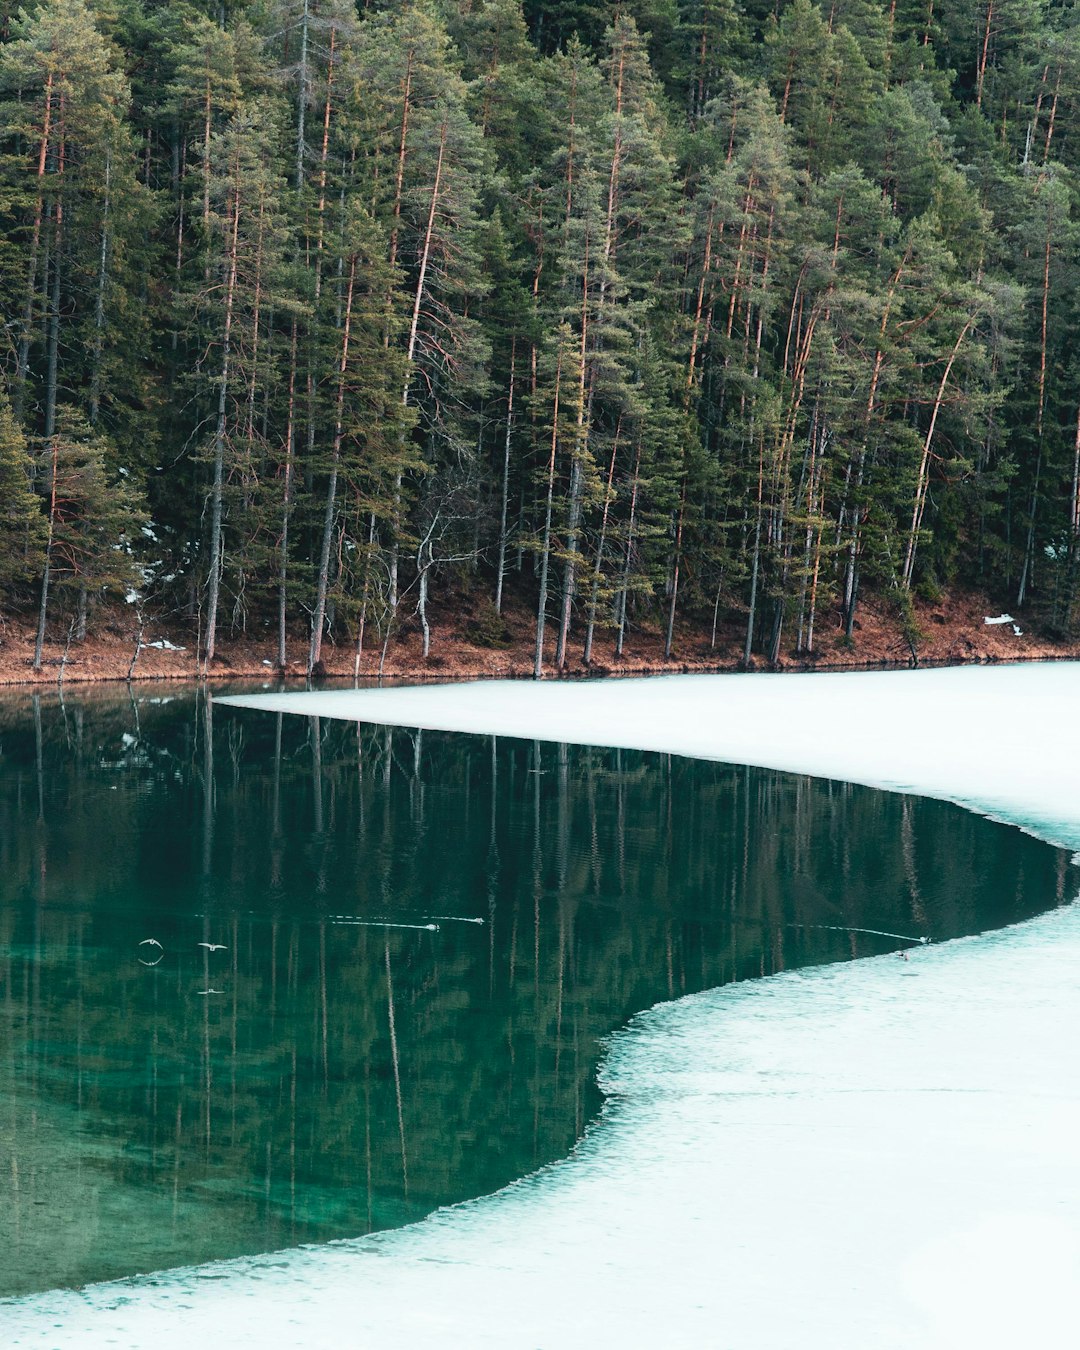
left=0, top=686, right=1072, bottom=1296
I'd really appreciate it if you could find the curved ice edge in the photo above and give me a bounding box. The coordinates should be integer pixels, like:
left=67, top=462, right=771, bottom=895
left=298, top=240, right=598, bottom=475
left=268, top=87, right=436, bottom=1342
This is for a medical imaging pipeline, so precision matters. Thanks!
left=7, top=664, right=1080, bottom=1348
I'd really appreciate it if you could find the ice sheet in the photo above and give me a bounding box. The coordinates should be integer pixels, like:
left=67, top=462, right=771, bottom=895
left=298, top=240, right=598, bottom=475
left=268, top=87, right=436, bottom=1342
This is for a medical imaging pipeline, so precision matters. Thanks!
left=221, top=663, right=1080, bottom=849
left=6, top=663, right=1080, bottom=1348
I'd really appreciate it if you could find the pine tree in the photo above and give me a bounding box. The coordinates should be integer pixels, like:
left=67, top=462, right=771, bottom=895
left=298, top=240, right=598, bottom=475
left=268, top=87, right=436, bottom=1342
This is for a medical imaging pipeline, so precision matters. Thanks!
left=31, top=408, right=147, bottom=669
left=0, top=391, right=46, bottom=607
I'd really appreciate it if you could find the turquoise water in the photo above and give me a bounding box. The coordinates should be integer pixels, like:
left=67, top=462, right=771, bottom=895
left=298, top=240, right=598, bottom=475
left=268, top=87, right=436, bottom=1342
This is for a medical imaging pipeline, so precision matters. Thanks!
left=0, top=685, right=1072, bottom=1296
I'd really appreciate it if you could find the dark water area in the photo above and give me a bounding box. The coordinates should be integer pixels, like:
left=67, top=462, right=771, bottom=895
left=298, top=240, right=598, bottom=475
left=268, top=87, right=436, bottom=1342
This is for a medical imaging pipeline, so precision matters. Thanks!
left=0, top=686, right=1074, bottom=1297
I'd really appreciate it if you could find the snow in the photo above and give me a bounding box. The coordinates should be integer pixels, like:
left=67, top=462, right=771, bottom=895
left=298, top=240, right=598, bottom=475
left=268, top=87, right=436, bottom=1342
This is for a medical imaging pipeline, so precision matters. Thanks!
left=140, top=639, right=186, bottom=652
left=220, top=663, right=1080, bottom=850
left=983, top=613, right=1014, bottom=624
left=5, top=662, right=1080, bottom=1349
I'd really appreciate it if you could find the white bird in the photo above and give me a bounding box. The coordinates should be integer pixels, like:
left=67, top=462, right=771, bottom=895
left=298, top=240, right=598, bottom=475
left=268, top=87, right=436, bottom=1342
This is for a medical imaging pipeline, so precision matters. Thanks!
left=197, top=942, right=228, bottom=951
left=196, top=988, right=223, bottom=996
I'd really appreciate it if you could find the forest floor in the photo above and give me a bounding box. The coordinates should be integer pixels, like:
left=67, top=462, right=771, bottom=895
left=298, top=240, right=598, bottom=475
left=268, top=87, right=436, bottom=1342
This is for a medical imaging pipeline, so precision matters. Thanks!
left=0, top=584, right=1076, bottom=687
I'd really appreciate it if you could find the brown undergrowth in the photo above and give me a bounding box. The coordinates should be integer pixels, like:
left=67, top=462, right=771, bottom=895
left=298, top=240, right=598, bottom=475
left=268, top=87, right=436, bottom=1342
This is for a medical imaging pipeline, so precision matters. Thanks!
left=0, top=587, right=1075, bottom=688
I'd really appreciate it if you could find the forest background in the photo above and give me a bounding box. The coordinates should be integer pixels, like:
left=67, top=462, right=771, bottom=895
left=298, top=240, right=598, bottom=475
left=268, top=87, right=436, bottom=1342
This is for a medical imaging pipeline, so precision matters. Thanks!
left=2, top=0, right=1080, bottom=680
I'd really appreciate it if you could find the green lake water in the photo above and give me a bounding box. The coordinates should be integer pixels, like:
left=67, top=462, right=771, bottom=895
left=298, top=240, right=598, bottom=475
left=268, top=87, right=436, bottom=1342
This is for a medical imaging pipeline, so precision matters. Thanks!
left=0, top=685, right=1073, bottom=1297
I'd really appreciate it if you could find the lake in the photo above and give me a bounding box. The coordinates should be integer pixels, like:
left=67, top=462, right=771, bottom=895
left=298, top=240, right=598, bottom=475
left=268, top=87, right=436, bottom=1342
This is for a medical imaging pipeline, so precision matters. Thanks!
left=1, top=684, right=1073, bottom=1297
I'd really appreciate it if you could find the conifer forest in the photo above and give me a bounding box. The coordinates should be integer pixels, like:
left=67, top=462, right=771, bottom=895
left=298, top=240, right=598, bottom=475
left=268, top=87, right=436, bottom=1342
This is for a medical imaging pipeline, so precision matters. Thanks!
left=2, top=0, right=1080, bottom=675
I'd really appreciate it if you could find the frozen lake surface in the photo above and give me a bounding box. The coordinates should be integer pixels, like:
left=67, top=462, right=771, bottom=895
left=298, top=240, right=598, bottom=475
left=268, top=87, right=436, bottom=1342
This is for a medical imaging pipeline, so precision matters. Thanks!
left=6, top=663, right=1080, bottom=1348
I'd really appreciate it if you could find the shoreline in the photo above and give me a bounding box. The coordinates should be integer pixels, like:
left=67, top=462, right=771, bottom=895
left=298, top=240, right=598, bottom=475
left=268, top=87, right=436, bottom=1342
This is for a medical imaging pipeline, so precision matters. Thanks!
left=7, top=662, right=1080, bottom=1348
left=2, top=587, right=1076, bottom=689
left=3, top=647, right=1078, bottom=691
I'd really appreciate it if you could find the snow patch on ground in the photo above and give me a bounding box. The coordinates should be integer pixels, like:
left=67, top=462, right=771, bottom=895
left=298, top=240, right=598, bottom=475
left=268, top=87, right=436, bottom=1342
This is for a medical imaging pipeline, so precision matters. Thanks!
left=5, top=663, right=1080, bottom=1348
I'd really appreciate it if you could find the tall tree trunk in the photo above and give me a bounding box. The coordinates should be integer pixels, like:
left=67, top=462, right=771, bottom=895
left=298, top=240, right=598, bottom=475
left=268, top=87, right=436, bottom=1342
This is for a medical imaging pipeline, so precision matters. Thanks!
left=615, top=438, right=642, bottom=659
left=392, top=115, right=447, bottom=611
left=204, top=176, right=242, bottom=666
left=32, top=433, right=59, bottom=672
left=309, top=253, right=358, bottom=672
left=33, top=123, right=66, bottom=673
left=494, top=341, right=516, bottom=615
left=584, top=420, right=621, bottom=665
left=89, top=152, right=111, bottom=425
left=15, top=69, right=53, bottom=421
left=664, top=474, right=688, bottom=661
left=1017, top=207, right=1055, bottom=606
left=555, top=237, right=591, bottom=670
left=976, top=0, right=994, bottom=109
left=743, top=443, right=765, bottom=666
left=903, top=313, right=977, bottom=587
left=295, top=0, right=310, bottom=192
left=278, top=320, right=299, bottom=670
left=534, top=347, right=564, bottom=679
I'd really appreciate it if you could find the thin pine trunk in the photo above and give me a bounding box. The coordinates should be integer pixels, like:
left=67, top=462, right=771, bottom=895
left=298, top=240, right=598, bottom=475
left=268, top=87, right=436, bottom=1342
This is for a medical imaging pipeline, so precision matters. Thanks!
left=555, top=237, right=591, bottom=670
left=15, top=70, right=53, bottom=420
left=494, top=341, right=516, bottom=614
left=278, top=320, right=299, bottom=670
left=204, top=174, right=242, bottom=666
left=309, top=253, right=358, bottom=672
left=33, top=434, right=59, bottom=673
left=534, top=348, right=564, bottom=679
left=584, top=421, right=621, bottom=665
left=89, top=153, right=111, bottom=424
left=615, top=439, right=642, bottom=659
left=903, top=313, right=977, bottom=587
left=295, top=0, right=310, bottom=191
left=392, top=116, right=447, bottom=611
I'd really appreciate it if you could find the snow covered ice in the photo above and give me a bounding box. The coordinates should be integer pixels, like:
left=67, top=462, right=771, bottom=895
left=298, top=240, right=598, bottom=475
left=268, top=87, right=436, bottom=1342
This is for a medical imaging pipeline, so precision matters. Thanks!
left=5, top=662, right=1080, bottom=1349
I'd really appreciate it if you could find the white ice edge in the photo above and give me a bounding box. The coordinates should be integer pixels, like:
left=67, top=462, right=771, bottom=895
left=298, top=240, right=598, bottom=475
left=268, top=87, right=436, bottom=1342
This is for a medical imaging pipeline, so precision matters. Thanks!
left=5, top=662, right=1080, bottom=1349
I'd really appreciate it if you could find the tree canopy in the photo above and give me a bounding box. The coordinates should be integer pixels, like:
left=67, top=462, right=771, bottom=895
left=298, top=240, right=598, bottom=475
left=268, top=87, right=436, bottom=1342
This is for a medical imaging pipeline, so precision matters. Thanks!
left=3, top=0, right=1080, bottom=670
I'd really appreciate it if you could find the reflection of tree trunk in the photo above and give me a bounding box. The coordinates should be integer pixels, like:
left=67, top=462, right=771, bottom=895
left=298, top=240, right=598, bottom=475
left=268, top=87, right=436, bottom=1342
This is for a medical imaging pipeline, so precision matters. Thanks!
left=272, top=712, right=283, bottom=833
left=364, top=1062, right=373, bottom=1232
left=311, top=714, right=323, bottom=836
left=554, top=906, right=565, bottom=1084
left=201, top=692, right=215, bottom=879
left=230, top=916, right=238, bottom=1143
left=289, top=1044, right=297, bottom=1229
left=172, top=1089, right=183, bottom=1220
left=532, top=740, right=543, bottom=1152
left=202, top=921, right=212, bottom=1151
left=901, top=797, right=928, bottom=928
left=384, top=938, right=409, bottom=1198
left=32, top=695, right=46, bottom=1050
left=319, top=920, right=329, bottom=1090
left=487, top=736, right=499, bottom=994
left=270, top=919, right=278, bottom=1026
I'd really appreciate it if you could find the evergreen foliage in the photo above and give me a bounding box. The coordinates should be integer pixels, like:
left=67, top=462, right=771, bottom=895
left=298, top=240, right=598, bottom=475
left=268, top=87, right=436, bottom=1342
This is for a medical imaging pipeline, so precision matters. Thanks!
left=2, top=0, right=1080, bottom=666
